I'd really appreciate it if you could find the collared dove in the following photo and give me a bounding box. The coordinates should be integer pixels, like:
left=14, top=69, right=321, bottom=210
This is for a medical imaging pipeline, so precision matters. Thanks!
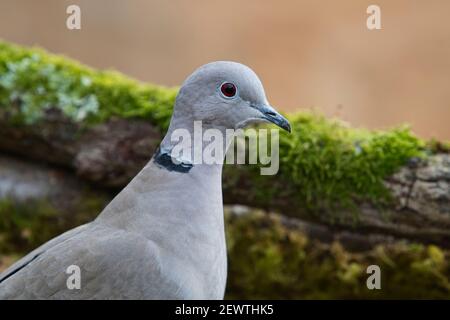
left=0, top=61, right=290, bottom=299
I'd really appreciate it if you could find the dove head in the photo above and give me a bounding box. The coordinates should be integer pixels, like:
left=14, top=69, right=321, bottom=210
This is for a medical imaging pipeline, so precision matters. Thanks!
left=169, top=61, right=291, bottom=133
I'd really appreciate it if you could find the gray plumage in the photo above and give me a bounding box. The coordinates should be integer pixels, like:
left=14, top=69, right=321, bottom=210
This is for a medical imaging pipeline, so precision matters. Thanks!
left=0, top=61, right=290, bottom=299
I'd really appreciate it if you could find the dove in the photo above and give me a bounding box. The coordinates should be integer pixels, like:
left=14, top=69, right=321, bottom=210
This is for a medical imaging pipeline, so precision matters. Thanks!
left=0, top=61, right=290, bottom=299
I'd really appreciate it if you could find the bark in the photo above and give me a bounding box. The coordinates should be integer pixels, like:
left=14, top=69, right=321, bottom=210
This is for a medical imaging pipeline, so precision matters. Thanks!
left=0, top=116, right=161, bottom=187
left=0, top=154, right=110, bottom=213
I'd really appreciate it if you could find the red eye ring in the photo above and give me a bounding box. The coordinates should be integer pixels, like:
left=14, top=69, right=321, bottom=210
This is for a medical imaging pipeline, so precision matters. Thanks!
left=220, top=82, right=237, bottom=98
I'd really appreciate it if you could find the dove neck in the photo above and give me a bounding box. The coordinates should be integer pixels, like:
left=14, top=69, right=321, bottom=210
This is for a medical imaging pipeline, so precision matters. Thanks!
left=158, top=118, right=233, bottom=169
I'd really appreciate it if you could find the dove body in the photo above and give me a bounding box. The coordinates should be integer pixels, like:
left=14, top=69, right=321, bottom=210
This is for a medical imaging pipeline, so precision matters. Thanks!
left=0, top=61, right=290, bottom=299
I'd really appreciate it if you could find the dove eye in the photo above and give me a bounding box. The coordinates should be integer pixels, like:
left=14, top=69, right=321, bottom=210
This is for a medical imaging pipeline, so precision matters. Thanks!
left=220, top=82, right=237, bottom=98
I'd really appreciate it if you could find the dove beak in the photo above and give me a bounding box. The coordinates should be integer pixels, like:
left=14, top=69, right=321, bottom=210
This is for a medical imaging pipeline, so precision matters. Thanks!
left=255, top=104, right=291, bottom=133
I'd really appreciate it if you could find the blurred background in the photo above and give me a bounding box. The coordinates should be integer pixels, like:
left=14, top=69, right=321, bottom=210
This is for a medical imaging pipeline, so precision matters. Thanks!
left=0, top=0, right=449, bottom=139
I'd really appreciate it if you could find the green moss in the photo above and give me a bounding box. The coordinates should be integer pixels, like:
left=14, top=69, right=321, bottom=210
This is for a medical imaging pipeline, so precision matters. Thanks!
left=0, top=40, right=177, bottom=129
left=226, top=114, right=424, bottom=218
left=280, top=114, right=424, bottom=212
left=225, top=210, right=450, bottom=299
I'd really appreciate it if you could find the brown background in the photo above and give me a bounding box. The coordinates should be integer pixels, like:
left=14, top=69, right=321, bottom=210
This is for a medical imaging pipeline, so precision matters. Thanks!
left=0, top=0, right=449, bottom=139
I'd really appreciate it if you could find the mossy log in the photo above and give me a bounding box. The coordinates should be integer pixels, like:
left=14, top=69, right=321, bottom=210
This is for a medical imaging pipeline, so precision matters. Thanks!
left=0, top=40, right=449, bottom=247
left=0, top=153, right=397, bottom=252
left=0, top=142, right=449, bottom=249
left=0, top=114, right=449, bottom=247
